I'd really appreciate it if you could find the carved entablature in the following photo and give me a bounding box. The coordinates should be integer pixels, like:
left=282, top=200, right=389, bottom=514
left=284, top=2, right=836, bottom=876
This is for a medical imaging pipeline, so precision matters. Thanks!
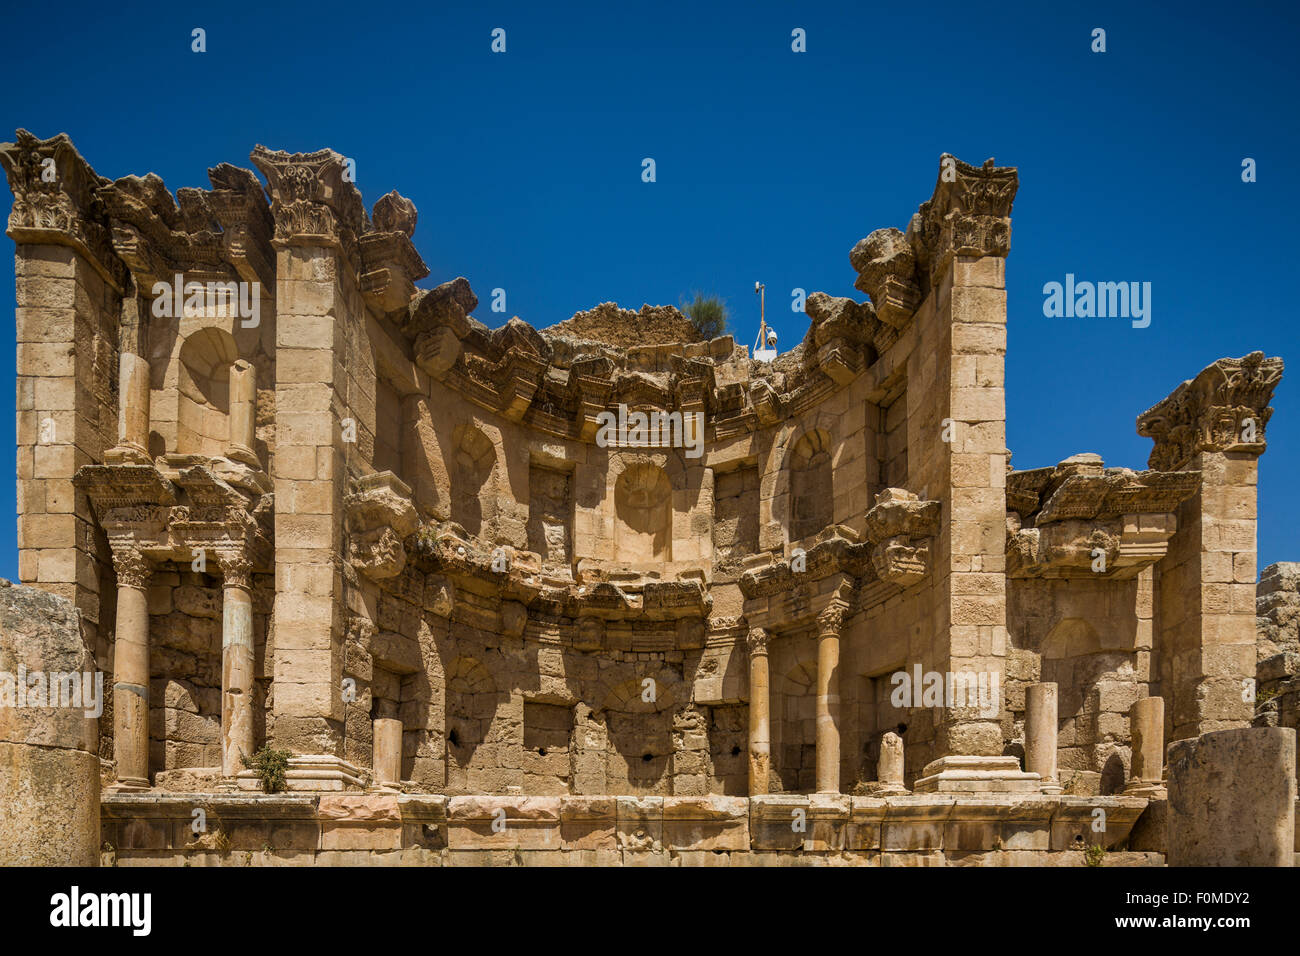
left=0, top=129, right=123, bottom=289
left=97, top=173, right=234, bottom=293
left=249, top=145, right=366, bottom=257
left=910, top=155, right=1018, bottom=284
left=1006, top=454, right=1200, bottom=578
left=1136, top=351, right=1285, bottom=471
left=850, top=227, right=921, bottom=334
left=863, top=488, right=941, bottom=587
left=207, top=163, right=276, bottom=289
left=345, top=471, right=420, bottom=582
left=360, top=191, right=428, bottom=316
left=739, top=532, right=870, bottom=600
left=801, top=292, right=879, bottom=386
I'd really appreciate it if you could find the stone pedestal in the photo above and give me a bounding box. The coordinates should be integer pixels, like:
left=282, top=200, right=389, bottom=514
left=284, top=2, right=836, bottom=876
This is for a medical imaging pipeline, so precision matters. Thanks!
left=1125, top=696, right=1166, bottom=797
left=1025, top=683, right=1063, bottom=794
left=874, top=731, right=909, bottom=796
left=1166, top=727, right=1296, bottom=866
left=913, top=755, right=1041, bottom=793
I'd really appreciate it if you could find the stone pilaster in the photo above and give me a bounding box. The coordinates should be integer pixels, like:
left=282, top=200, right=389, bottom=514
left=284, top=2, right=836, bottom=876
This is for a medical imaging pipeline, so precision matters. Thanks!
left=911, top=156, right=1017, bottom=761
left=2, top=130, right=125, bottom=653
left=1139, top=352, right=1284, bottom=742
left=251, top=145, right=366, bottom=759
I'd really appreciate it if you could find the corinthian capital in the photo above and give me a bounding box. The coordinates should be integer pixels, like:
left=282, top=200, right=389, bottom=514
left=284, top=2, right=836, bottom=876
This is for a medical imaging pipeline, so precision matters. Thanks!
left=219, top=553, right=254, bottom=590
left=910, top=154, right=1018, bottom=281
left=110, top=546, right=152, bottom=589
left=746, top=627, right=769, bottom=657
left=1137, top=351, right=1284, bottom=471
left=249, top=145, right=365, bottom=251
left=817, top=600, right=849, bottom=636
left=0, top=129, right=123, bottom=287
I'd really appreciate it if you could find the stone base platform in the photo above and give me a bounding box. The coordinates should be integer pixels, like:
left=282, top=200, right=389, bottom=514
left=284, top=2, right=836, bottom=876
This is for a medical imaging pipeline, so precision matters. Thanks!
left=101, top=792, right=1162, bottom=866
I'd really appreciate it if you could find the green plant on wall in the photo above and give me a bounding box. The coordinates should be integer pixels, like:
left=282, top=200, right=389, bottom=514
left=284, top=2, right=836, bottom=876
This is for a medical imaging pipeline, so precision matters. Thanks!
left=240, top=745, right=292, bottom=794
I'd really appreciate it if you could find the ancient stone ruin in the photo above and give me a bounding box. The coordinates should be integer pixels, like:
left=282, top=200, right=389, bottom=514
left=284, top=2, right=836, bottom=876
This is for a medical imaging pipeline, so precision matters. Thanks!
left=1, top=130, right=1294, bottom=865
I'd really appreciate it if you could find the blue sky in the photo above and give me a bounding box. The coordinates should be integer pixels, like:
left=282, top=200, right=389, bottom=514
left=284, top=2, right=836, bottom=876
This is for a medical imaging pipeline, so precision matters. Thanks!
left=1, top=0, right=1296, bottom=577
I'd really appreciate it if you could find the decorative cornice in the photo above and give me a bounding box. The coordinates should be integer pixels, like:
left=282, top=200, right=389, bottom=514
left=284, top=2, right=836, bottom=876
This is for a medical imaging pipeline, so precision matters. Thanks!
left=1137, top=351, right=1284, bottom=471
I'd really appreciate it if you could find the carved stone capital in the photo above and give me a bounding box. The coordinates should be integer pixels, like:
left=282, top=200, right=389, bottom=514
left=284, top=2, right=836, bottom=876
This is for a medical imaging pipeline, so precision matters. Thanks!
left=911, top=155, right=1018, bottom=282
left=746, top=626, right=769, bottom=657
left=249, top=145, right=365, bottom=253
left=110, top=547, right=152, bottom=589
left=817, top=600, right=849, bottom=637
left=346, top=472, right=419, bottom=582
left=864, top=488, right=941, bottom=587
left=0, top=129, right=123, bottom=289
left=219, top=553, right=254, bottom=590
left=1137, top=351, right=1284, bottom=471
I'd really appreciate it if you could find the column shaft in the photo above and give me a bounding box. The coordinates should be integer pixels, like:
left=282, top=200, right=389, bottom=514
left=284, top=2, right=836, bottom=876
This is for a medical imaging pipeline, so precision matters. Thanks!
left=221, top=574, right=255, bottom=777
left=111, top=551, right=151, bottom=788
left=746, top=628, right=770, bottom=796
left=815, top=603, right=846, bottom=793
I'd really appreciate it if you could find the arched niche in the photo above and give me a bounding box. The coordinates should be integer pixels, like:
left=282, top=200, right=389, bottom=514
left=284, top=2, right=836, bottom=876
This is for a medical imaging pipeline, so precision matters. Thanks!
left=614, top=461, right=673, bottom=564
left=176, top=326, right=239, bottom=458
left=788, top=428, right=833, bottom=541
left=449, top=423, right=497, bottom=538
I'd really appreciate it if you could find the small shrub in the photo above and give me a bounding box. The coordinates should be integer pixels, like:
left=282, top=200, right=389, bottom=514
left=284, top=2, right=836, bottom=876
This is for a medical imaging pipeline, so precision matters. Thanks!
left=1084, top=843, right=1106, bottom=867
left=241, top=745, right=292, bottom=794
left=681, top=293, right=727, bottom=340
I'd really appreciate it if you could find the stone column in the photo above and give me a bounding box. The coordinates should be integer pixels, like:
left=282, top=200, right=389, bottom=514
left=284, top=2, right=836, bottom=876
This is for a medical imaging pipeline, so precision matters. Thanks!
left=373, top=700, right=402, bottom=789
left=746, top=627, right=771, bottom=796
left=220, top=555, right=255, bottom=778
left=1125, top=696, right=1166, bottom=796
left=227, top=359, right=258, bottom=467
left=815, top=602, right=847, bottom=794
left=109, top=547, right=151, bottom=789
left=1025, top=682, right=1063, bottom=793
left=876, top=731, right=908, bottom=795
left=107, top=351, right=151, bottom=465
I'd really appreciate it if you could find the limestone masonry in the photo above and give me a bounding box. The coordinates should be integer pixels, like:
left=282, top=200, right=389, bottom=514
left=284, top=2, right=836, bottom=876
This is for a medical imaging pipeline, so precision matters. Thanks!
left=2, top=130, right=1295, bottom=866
